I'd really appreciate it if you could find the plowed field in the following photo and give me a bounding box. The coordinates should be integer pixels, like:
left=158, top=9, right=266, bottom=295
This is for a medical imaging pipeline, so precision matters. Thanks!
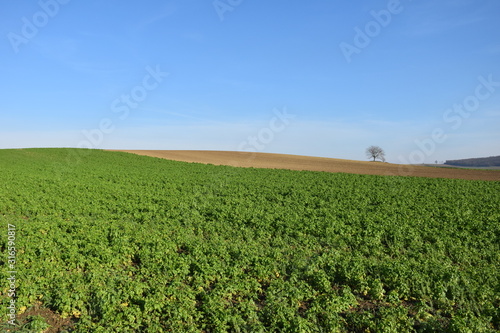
left=114, top=150, right=500, bottom=181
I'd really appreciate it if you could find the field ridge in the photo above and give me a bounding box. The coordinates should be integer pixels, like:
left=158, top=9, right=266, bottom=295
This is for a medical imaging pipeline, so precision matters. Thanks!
left=114, top=150, right=500, bottom=181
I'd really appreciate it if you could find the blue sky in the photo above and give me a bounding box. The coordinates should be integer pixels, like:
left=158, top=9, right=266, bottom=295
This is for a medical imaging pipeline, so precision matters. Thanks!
left=1, top=0, right=499, bottom=163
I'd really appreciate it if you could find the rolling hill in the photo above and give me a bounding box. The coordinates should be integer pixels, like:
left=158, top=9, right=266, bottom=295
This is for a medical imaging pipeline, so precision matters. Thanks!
left=113, top=150, right=500, bottom=181
left=1, top=148, right=499, bottom=332
left=445, top=155, right=500, bottom=168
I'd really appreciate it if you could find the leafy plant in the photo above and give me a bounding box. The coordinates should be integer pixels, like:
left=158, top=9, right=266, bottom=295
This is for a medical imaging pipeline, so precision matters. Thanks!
left=0, top=148, right=499, bottom=332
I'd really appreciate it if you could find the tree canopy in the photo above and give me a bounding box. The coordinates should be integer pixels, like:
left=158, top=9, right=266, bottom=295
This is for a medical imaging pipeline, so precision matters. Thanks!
left=366, top=145, right=385, bottom=162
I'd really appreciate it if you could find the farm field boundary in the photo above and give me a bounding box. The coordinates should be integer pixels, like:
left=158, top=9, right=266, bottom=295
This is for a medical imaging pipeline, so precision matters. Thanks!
left=114, top=150, right=500, bottom=181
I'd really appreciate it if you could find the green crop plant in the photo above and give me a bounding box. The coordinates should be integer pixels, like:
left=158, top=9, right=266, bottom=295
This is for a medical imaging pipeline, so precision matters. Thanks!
left=0, top=148, right=499, bottom=332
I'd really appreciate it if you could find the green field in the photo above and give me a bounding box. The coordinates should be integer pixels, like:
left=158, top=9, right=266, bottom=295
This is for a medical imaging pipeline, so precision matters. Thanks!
left=1, top=148, right=499, bottom=332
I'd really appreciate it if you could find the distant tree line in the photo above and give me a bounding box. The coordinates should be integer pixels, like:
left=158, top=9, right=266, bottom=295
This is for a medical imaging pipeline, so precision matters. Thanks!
left=445, top=155, right=500, bottom=167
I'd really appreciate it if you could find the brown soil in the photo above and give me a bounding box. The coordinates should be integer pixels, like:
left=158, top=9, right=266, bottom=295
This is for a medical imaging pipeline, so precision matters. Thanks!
left=112, top=150, right=500, bottom=181
left=5, top=303, right=76, bottom=332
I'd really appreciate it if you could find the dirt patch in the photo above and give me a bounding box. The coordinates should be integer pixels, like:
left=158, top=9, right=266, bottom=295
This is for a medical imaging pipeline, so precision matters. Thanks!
left=4, top=303, right=76, bottom=333
left=111, top=150, right=500, bottom=181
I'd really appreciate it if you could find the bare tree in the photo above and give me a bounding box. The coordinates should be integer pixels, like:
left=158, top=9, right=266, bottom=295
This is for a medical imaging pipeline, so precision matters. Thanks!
left=366, top=145, right=385, bottom=162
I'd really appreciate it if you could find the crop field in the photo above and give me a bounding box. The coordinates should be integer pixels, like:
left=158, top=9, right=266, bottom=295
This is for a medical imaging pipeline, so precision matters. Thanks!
left=1, top=148, right=499, bottom=332
left=114, top=150, right=500, bottom=181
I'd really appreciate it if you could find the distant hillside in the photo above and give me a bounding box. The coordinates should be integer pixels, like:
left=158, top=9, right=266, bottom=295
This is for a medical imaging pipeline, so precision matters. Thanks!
left=115, top=150, right=500, bottom=181
left=445, top=155, right=500, bottom=167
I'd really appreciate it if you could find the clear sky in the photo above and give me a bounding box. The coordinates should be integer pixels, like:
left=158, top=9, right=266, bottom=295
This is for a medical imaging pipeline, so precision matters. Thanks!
left=1, top=0, right=499, bottom=163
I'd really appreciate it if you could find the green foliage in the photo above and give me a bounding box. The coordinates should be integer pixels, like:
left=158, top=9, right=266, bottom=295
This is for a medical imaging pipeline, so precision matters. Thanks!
left=1, top=315, right=51, bottom=333
left=1, top=148, right=499, bottom=332
left=23, top=315, right=51, bottom=333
